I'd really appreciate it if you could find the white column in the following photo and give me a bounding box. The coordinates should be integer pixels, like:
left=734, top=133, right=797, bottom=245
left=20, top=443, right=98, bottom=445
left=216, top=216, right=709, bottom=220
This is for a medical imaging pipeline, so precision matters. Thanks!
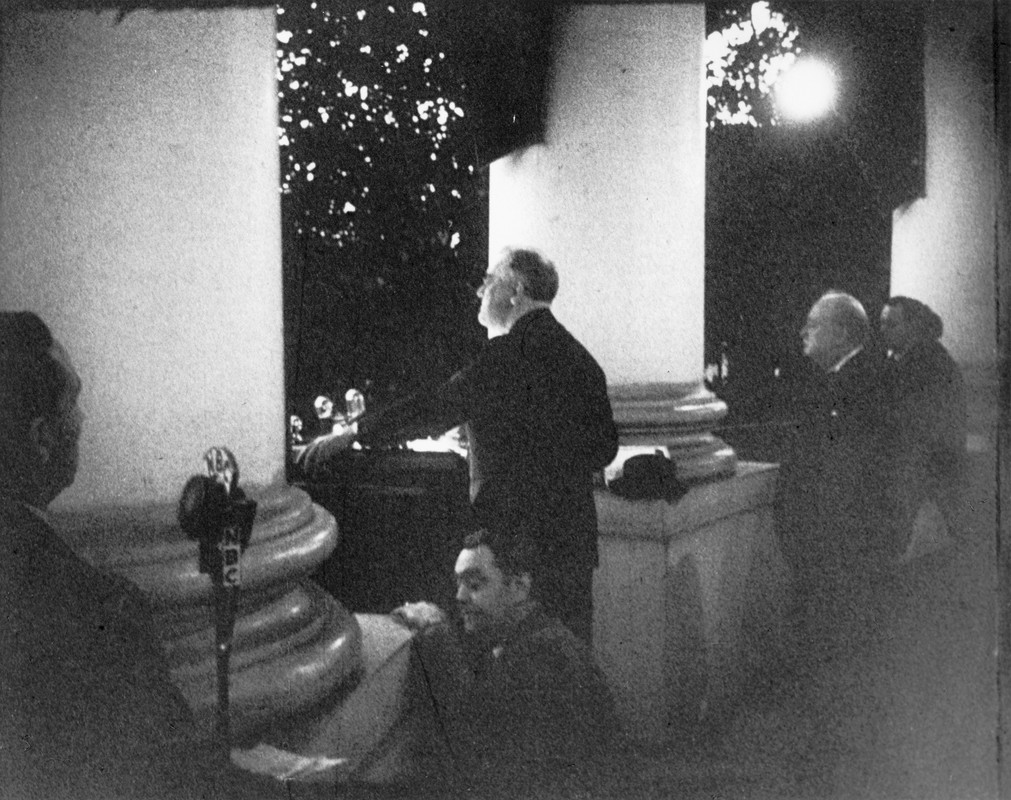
left=490, top=4, right=734, bottom=480
left=0, top=8, right=357, bottom=737
left=891, top=2, right=997, bottom=375
left=1, top=8, right=286, bottom=504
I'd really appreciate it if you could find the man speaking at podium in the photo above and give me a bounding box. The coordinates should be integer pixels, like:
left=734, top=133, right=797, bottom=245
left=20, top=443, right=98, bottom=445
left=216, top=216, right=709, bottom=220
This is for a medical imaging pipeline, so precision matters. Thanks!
left=302, top=248, right=618, bottom=642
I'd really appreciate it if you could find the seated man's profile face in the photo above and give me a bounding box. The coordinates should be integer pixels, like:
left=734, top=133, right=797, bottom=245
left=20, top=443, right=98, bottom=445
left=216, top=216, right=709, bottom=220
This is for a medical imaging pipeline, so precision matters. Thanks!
left=801, top=300, right=845, bottom=370
left=0, top=316, right=84, bottom=507
left=880, top=304, right=913, bottom=354
left=454, top=544, right=529, bottom=635
left=39, top=339, right=84, bottom=500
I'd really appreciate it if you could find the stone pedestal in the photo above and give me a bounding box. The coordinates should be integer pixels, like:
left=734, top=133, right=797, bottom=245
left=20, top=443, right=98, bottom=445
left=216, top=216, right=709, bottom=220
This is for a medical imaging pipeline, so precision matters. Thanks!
left=54, top=485, right=359, bottom=740
left=610, top=382, right=738, bottom=482
left=593, top=462, right=788, bottom=745
left=264, top=614, right=419, bottom=786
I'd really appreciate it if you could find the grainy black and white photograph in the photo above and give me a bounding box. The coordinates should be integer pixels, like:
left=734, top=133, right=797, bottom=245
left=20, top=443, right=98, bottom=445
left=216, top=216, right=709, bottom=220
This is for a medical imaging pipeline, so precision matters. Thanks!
left=0, top=1, right=1006, bottom=799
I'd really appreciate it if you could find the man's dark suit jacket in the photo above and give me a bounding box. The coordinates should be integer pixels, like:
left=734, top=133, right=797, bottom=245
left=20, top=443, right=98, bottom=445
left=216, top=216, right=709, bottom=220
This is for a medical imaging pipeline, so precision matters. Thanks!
left=883, top=338, right=967, bottom=533
left=407, top=602, right=633, bottom=799
left=359, top=307, right=619, bottom=570
left=777, top=348, right=893, bottom=594
left=884, top=338, right=966, bottom=482
left=0, top=500, right=215, bottom=800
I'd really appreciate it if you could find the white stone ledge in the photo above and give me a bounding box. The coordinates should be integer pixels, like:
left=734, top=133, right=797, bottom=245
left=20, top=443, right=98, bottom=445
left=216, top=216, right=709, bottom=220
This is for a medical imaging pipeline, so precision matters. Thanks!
left=592, top=461, right=788, bottom=745
left=596, top=461, right=779, bottom=542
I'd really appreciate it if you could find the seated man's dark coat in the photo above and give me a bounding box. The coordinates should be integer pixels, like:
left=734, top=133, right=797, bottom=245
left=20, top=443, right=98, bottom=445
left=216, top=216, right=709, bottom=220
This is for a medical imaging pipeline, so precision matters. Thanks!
left=408, top=604, right=631, bottom=799
left=777, top=349, right=893, bottom=591
left=883, top=337, right=967, bottom=529
left=0, top=500, right=217, bottom=800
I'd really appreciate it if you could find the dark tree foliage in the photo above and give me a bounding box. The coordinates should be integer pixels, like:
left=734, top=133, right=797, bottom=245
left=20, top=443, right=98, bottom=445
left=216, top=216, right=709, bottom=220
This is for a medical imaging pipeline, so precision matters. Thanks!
left=706, top=1, right=801, bottom=128
left=277, top=1, right=488, bottom=419
left=278, top=2, right=481, bottom=249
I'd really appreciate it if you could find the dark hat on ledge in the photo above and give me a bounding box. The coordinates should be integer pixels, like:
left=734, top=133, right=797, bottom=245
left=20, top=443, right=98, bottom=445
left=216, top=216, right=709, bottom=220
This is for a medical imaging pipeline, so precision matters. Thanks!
left=607, top=452, right=688, bottom=502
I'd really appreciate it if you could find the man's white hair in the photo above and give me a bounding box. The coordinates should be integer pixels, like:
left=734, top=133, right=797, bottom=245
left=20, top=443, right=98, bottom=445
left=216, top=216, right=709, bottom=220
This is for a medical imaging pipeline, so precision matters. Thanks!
left=817, top=290, right=869, bottom=347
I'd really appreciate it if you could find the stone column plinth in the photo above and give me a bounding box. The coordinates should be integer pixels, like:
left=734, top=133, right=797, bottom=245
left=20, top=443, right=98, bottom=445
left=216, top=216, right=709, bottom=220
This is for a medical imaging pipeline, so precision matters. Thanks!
left=489, top=3, right=735, bottom=481
left=593, top=463, right=788, bottom=745
left=55, top=485, right=357, bottom=738
left=610, top=382, right=738, bottom=482
left=0, top=8, right=359, bottom=740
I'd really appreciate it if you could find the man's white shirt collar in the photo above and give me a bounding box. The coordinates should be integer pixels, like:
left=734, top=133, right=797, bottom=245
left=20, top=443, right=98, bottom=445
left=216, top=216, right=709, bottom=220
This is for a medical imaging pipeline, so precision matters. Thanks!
left=829, top=346, right=863, bottom=374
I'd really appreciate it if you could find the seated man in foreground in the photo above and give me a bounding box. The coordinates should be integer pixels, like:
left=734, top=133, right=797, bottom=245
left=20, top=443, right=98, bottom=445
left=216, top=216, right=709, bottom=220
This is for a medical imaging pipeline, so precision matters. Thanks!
left=392, top=528, right=632, bottom=799
left=0, top=312, right=208, bottom=799
left=0, top=312, right=334, bottom=799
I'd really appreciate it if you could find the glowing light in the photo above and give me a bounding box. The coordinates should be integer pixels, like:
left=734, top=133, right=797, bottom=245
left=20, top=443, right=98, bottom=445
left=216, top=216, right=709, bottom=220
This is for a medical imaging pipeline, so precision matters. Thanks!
left=750, top=1, right=771, bottom=33
left=775, top=58, right=837, bottom=122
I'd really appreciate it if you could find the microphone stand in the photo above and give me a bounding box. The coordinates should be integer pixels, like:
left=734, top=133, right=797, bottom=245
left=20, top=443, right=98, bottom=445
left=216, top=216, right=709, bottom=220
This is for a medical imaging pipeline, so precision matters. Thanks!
left=179, top=448, right=257, bottom=764
left=212, top=564, right=238, bottom=756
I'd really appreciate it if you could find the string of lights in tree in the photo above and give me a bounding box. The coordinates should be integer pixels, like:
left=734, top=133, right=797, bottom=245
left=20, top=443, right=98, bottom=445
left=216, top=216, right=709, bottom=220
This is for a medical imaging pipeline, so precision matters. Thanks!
left=276, top=1, right=481, bottom=257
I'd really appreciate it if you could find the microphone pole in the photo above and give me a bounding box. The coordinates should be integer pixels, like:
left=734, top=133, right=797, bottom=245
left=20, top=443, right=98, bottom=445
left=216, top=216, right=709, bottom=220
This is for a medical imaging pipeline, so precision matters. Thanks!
left=178, top=447, right=257, bottom=763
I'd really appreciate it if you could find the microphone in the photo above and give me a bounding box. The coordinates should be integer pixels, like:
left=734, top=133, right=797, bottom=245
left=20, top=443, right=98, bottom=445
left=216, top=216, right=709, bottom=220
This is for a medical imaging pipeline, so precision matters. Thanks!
left=344, top=388, right=366, bottom=421
left=178, top=447, right=257, bottom=756
left=178, top=447, right=256, bottom=587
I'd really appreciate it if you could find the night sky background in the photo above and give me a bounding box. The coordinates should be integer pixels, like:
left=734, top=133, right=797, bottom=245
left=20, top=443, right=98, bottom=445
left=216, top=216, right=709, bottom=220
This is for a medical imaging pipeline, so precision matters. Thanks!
left=282, top=1, right=928, bottom=435
left=705, top=1, right=926, bottom=430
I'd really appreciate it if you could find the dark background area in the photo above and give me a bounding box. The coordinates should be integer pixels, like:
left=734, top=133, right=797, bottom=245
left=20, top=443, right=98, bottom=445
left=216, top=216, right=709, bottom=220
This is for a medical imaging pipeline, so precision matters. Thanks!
left=280, top=0, right=928, bottom=447
left=282, top=196, right=489, bottom=438
left=704, top=1, right=925, bottom=443
left=281, top=0, right=556, bottom=429
left=303, top=450, right=471, bottom=613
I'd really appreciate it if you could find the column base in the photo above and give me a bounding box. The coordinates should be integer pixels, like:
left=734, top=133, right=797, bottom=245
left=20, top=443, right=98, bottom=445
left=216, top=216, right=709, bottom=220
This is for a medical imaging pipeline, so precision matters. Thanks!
left=609, top=381, right=738, bottom=482
left=54, top=482, right=361, bottom=740
left=258, top=613, right=418, bottom=786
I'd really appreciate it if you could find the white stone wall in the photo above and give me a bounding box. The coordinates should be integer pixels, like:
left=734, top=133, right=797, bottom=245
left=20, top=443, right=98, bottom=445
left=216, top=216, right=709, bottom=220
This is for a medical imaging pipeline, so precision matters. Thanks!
left=890, top=1, right=997, bottom=371
left=489, top=4, right=706, bottom=387
left=0, top=8, right=286, bottom=508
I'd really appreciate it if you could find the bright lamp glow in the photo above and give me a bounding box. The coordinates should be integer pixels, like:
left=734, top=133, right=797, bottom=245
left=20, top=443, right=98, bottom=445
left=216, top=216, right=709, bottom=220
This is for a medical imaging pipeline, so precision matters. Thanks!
left=750, top=1, right=771, bottom=33
left=775, top=58, right=838, bottom=122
